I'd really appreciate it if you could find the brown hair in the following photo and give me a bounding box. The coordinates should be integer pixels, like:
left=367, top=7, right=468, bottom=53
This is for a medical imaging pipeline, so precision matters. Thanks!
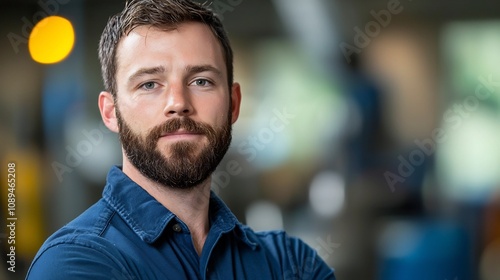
left=98, top=0, right=233, bottom=97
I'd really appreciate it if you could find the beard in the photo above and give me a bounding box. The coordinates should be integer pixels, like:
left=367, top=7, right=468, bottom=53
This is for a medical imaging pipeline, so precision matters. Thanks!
left=116, top=109, right=232, bottom=189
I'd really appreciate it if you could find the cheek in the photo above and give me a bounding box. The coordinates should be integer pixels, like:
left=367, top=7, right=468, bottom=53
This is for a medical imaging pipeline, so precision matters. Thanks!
left=214, top=99, right=232, bottom=125
left=118, top=98, right=161, bottom=126
left=117, top=109, right=149, bottom=138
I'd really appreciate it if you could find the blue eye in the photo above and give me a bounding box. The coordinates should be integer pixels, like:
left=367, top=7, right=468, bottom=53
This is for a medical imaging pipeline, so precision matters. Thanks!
left=141, top=82, right=156, bottom=90
left=192, top=79, right=212, bottom=87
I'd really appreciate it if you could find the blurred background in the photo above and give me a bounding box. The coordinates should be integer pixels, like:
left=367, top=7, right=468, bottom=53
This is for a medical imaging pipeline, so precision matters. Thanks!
left=1, top=0, right=500, bottom=279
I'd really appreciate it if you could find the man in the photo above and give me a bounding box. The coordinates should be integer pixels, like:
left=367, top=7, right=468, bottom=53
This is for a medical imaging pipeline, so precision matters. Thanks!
left=27, top=0, right=336, bottom=279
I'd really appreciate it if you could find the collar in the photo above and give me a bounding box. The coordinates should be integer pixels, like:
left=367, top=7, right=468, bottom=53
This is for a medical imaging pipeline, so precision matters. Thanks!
left=102, top=166, right=257, bottom=249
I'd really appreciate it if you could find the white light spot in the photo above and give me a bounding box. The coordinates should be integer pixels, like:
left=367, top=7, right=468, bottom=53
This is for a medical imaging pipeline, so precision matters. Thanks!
left=245, top=201, right=284, bottom=231
left=309, top=171, right=345, bottom=218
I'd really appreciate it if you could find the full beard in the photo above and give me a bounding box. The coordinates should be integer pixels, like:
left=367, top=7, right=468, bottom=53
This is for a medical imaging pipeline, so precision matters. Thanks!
left=116, top=110, right=232, bottom=189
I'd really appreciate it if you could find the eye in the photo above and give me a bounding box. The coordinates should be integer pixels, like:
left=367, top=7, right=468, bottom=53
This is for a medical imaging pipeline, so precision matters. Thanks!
left=191, top=79, right=213, bottom=87
left=140, top=81, right=157, bottom=90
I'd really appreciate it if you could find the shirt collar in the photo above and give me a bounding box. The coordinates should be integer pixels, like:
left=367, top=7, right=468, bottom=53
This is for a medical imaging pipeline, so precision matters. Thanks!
left=102, top=166, right=257, bottom=248
left=208, top=191, right=258, bottom=249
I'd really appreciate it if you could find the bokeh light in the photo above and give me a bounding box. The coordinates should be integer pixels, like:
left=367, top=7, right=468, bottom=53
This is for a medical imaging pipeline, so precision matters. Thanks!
left=245, top=201, right=284, bottom=231
left=28, top=16, right=75, bottom=64
left=309, top=171, right=345, bottom=218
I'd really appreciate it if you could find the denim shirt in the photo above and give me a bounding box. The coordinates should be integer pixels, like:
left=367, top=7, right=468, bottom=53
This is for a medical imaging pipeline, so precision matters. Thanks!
left=26, top=166, right=335, bottom=279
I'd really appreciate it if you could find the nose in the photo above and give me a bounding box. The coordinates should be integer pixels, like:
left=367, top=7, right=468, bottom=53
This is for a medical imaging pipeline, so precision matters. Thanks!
left=163, top=83, right=193, bottom=117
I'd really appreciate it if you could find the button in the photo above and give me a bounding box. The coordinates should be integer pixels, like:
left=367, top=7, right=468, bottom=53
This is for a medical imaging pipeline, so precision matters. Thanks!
left=172, top=223, right=182, bottom=232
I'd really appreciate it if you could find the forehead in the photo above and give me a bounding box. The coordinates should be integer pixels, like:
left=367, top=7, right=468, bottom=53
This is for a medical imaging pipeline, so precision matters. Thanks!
left=115, top=22, right=226, bottom=81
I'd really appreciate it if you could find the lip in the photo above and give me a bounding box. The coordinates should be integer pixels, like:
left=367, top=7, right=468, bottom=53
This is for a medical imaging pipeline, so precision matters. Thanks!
left=159, top=130, right=203, bottom=140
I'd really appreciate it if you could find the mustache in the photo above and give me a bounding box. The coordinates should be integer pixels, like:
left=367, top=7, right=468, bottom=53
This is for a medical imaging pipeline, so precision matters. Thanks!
left=148, top=117, right=213, bottom=140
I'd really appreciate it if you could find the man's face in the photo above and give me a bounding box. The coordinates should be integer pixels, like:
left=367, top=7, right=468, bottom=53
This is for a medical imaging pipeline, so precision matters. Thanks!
left=110, top=22, right=238, bottom=189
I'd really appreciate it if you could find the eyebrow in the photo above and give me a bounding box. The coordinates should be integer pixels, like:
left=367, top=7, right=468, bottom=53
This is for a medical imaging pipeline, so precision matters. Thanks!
left=127, top=66, right=166, bottom=86
left=185, top=65, right=223, bottom=78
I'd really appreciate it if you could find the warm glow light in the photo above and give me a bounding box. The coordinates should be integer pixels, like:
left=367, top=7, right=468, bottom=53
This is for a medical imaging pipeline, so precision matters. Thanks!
left=29, top=16, right=75, bottom=64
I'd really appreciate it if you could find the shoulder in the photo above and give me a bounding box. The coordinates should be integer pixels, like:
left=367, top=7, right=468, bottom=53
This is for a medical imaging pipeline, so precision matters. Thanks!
left=241, top=227, right=336, bottom=280
left=26, top=234, right=132, bottom=279
left=26, top=200, right=135, bottom=279
left=241, top=227, right=311, bottom=258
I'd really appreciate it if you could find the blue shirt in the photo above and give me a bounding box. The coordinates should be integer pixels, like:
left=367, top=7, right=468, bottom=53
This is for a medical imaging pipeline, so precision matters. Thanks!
left=27, top=166, right=335, bottom=279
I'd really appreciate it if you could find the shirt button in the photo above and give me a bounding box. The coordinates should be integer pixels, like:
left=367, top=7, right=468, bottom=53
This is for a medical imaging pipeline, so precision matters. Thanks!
left=172, top=223, right=182, bottom=232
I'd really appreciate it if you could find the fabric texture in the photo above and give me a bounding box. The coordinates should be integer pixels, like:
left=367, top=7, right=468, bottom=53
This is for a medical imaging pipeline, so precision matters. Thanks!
left=26, top=166, right=335, bottom=280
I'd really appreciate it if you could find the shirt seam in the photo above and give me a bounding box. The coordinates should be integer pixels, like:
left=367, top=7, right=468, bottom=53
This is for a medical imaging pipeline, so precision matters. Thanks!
left=105, top=191, right=151, bottom=240
left=98, top=209, right=116, bottom=237
left=103, top=181, right=175, bottom=243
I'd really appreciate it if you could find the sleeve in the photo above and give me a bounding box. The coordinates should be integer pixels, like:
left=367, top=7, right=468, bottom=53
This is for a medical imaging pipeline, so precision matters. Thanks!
left=285, top=236, right=336, bottom=280
left=26, top=242, right=136, bottom=280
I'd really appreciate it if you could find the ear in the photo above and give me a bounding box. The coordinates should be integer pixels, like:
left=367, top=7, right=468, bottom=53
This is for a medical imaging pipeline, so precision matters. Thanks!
left=98, top=91, right=119, bottom=133
left=230, top=82, right=242, bottom=124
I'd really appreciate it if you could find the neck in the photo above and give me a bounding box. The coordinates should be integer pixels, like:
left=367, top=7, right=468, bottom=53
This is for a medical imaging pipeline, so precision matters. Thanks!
left=122, top=158, right=211, bottom=255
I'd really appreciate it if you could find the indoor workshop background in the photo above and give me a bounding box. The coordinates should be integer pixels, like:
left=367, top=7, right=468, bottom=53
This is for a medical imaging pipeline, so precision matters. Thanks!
left=2, top=0, right=500, bottom=279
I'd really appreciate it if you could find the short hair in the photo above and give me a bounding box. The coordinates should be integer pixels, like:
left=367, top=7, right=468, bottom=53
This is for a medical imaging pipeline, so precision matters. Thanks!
left=98, top=0, right=233, bottom=98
